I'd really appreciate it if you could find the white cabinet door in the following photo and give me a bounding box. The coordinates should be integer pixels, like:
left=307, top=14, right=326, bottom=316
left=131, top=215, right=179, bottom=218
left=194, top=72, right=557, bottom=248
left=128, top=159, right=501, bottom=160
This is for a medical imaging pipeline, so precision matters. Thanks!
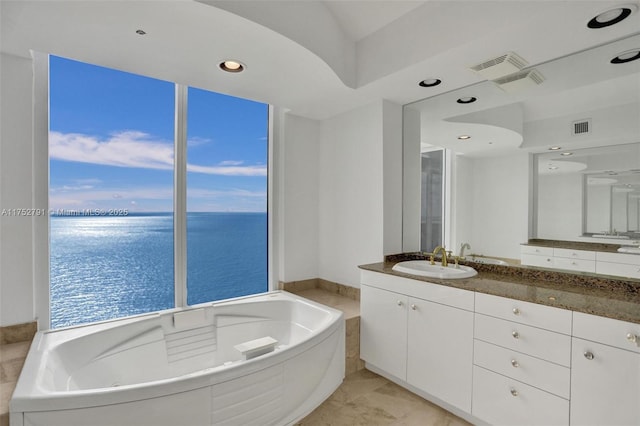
left=570, top=338, right=640, bottom=426
left=360, top=284, right=408, bottom=380
left=407, top=297, right=473, bottom=412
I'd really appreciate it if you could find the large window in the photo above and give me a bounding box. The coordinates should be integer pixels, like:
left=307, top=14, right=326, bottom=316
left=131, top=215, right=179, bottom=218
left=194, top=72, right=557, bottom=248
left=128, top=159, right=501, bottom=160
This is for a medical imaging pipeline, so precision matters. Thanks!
left=186, top=88, right=268, bottom=305
left=49, top=56, right=268, bottom=328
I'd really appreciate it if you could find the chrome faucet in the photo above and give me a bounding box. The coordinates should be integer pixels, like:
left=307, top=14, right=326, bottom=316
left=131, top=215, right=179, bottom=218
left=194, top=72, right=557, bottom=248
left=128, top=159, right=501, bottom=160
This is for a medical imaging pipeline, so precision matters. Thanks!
left=459, top=242, right=471, bottom=259
left=432, top=245, right=448, bottom=267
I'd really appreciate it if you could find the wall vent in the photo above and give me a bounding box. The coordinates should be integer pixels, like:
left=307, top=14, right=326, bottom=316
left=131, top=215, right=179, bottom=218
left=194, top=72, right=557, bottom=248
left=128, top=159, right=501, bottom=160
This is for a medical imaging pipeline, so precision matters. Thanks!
left=469, top=52, right=528, bottom=80
left=572, top=119, right=592, bottom=136
left=493, top=69, right=545, bottom=93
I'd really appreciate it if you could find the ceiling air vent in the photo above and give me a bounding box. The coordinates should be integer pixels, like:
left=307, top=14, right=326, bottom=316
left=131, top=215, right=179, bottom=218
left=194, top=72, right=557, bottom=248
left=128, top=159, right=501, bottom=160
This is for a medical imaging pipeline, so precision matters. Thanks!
left=469, top=52, right=528, bottom=80
left=572, top=119, right=592, bottom=136
left=493, top=69, right=545, bottom=93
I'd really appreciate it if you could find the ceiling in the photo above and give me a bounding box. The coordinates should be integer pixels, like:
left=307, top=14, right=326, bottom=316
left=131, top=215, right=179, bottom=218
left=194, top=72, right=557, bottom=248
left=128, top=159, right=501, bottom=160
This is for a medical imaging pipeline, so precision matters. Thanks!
left=1, top=1, right=639, bottom=120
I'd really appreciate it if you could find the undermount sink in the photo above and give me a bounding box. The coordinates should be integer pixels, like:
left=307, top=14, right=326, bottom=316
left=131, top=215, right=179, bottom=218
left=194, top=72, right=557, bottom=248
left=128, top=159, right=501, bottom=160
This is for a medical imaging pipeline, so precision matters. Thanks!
left=392, top=260, right=477, bottom=279
left=467, top=256, right=509, bottom=266
left=617, top=247, right=640, bottom=254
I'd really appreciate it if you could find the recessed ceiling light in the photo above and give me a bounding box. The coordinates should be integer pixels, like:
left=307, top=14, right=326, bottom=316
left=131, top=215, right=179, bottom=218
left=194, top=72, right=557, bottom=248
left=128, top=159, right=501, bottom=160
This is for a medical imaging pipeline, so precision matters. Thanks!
left=135, top=29, right=147, bottom=35
left=587, top=5, right=636, bottom=28
left=549, top=146, right=562, bottom=150
left=561, top=152, right=573, bottom=156
left=611, top=49, right=640, bottom=64
left=457, top=97, right=477, bottom=104
left=219, top=60, right=245, bottom=73
left=458, top=135, right=471, bottom=140
left=419, top=78, right=442, bottom=87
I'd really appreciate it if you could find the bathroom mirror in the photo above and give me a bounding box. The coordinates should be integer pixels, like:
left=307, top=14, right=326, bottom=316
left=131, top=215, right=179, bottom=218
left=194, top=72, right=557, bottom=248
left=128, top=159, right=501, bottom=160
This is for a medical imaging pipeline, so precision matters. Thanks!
left=403, top=33, right=640, bottom=265
left=535, top=143, right=640, bottom=242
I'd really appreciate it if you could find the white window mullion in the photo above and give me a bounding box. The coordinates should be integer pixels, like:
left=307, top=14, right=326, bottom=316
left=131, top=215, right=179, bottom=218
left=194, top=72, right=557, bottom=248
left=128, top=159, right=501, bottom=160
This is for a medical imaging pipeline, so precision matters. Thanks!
left=174, top=84, right=188, bottom=308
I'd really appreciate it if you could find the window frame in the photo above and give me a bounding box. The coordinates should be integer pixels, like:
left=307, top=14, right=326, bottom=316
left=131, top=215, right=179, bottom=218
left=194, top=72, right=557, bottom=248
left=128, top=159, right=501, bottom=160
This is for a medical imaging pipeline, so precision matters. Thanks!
left=34, top=54, right=277, bottom=330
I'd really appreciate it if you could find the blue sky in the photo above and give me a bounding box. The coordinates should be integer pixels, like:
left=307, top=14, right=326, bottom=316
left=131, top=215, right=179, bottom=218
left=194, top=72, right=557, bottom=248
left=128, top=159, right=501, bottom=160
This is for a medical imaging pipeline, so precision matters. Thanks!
left=49, top=55, right=268, bottom=212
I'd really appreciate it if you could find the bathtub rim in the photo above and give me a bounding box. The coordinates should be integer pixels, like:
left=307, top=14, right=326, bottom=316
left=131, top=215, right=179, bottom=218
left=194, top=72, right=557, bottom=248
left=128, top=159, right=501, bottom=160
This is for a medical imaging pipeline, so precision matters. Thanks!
left=10, top=290, right=344, bottom=413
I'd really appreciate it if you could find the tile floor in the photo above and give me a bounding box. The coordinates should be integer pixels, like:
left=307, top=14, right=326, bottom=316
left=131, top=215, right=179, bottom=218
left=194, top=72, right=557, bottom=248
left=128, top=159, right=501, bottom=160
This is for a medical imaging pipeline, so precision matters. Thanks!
left=299, top=369, right=471, bottom=426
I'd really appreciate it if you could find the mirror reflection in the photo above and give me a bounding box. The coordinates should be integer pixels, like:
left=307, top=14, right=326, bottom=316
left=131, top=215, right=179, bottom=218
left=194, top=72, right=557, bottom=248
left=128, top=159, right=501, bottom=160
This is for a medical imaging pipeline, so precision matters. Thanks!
left=403, top=33, right=640, bottom=271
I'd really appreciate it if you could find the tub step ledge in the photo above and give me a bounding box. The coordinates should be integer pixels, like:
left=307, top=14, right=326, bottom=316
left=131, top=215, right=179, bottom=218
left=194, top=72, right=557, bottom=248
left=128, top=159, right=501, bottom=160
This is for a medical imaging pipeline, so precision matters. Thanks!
left=234, top=336, right=278, bottom=360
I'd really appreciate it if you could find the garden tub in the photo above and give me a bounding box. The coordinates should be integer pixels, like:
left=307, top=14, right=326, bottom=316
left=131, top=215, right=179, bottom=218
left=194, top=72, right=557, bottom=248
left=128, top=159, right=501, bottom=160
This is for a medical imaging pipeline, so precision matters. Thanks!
left=10, top=291, right=345, bottom=426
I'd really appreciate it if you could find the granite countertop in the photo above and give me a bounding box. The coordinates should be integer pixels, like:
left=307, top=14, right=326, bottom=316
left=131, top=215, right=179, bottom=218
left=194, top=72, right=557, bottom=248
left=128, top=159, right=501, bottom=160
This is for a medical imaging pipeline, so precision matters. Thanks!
left=359, top=253, right=640, bottom=325
left=523, top=238, right=624, bottom=253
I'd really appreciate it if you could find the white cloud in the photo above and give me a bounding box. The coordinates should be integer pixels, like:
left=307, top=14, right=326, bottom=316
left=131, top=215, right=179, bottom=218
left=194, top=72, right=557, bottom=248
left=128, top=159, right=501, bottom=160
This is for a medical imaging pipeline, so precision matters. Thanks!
left=218, top=160, right=244, bottom=166
left=50, top=130, right=174, bottom=170
left=50, top=131, right=267, bottom=176
left=187, top=164, right=266, bottom=176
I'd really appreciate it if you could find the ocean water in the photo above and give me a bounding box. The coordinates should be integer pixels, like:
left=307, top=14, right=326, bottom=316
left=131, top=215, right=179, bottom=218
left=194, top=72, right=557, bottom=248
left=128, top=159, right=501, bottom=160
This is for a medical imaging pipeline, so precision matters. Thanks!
left=50, top=212, right=268, bottom=328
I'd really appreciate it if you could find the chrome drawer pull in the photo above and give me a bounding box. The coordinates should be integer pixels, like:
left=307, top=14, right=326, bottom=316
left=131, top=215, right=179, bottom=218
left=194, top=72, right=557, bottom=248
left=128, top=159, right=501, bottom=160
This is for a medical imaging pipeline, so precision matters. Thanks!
left=410, top=304, right=417, bottom=310
left=397, top=300, right=403, bottom=307
left=627, top=333, right=638, bottom=344
left=511, top=359, right=519, bottom=368
left=512, top=331, right=520, bottom=339
left=510, top=388, right=519, bottom=397
left=584, top=351, right=595, bottom=360
left=512, top=308, right=520, bottom=315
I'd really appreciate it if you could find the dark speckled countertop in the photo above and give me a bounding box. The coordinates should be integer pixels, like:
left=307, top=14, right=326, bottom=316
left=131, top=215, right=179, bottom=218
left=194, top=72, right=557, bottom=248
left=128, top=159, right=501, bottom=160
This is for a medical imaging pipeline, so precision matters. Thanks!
left=359, top=253, right=640, bottom=325
left=524, top=238, right=623, bottom=253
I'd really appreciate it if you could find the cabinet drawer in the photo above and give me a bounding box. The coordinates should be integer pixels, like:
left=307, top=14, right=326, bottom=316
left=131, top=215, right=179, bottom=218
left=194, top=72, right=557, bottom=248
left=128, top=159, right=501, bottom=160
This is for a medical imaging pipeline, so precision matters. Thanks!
left=475, top=292, right=572, bottom=334
left=553, top=257, right=596, bottom=273
left=595, top=261, right=640, bottom=279
left=521, top=253, right=554, bottom=268
left=553, top=248, right=596, bottom=260
left=573, top=311, right=640, bottom=354
left=475, top=314, right=571, bottom=366
left=521, top=245, right=554, bottom=256
left=472, top=366, right=569, bottom=426
left=473, top=339, right=570, bottom=399
left=596, top=251, right=640, bottom=265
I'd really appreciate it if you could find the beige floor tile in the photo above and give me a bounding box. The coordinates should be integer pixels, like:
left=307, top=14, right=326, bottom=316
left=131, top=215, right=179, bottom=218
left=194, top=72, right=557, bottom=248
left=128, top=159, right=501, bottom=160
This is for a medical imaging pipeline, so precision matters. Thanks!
left=0, top=381, right=16, bottom=415
left=0, top=342, right=30, bottom=363
left=301, top=369, right=471, bottom=426
left=325, top=369, right=388, bottom=405
left=295, top=289, right=360, bottom=319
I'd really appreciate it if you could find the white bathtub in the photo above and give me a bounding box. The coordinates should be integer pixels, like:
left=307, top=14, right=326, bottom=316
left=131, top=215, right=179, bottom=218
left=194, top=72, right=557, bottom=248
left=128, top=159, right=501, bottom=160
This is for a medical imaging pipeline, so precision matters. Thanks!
left=10, top=291, right=345, bottom=426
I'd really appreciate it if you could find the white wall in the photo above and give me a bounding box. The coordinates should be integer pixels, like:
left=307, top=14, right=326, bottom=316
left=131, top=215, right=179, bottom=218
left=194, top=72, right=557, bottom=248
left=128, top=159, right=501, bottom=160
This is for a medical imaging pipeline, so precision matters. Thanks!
left=537, top=173, right=583, bottom=240
left=453, top=152, right=530, bottom=260
left=0, top=53, right=36, bottom=326
left=279, top=113, right=320, bottom=282
left=382, top=101, right=403, bottom=256
left=317, top=100, right=402, bottom=287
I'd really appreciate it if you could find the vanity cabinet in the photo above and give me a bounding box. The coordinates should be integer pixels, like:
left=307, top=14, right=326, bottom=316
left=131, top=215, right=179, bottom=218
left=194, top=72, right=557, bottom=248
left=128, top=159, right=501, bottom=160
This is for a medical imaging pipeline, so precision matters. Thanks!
left=520, top=246, right=596, bottom=273
left=570, top=312, right=640, bottom=426
left=595, top=251, right=640, bottom=279
left=472, top=293, right=571, bottom=426
left=360, top=270, right=474, bottom=412
left=521, top=244, right=640, bottom=278
left=360, top=268, right=640, bottom=425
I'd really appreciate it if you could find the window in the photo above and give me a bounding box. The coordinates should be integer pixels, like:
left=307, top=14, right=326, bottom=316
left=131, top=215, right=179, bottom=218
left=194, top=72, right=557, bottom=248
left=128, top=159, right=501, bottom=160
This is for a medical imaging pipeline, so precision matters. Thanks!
left=48, top=56, right=268, bottom=328
left=186, top=88, right=268, bottom=305
left=420, top=149, right=445, bottom=252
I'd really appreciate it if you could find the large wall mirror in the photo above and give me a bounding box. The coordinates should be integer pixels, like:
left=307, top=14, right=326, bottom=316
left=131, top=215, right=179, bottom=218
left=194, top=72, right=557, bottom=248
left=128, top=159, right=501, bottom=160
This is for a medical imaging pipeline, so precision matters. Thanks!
left=403, top=33, right=640, bottom=267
